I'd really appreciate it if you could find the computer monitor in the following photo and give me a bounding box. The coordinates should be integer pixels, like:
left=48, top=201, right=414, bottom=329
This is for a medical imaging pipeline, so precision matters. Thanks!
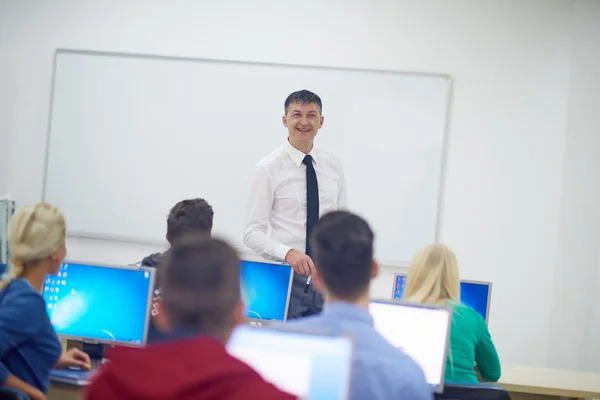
left=42, top=261, right=155, bottom=346
left=391, top=273, right=493, bottom=322
left=369, top=300, right=452, bottom=393
left=240, top=259, right=293, bottom=322
left=227, top=325, right=353, bottom=399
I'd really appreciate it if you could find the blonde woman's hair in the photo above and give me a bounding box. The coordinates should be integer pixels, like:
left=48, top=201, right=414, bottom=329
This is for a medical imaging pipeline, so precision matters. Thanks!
left=0, top=203, right=66, bottom=289
left=404, top=243, right=460, bottom=306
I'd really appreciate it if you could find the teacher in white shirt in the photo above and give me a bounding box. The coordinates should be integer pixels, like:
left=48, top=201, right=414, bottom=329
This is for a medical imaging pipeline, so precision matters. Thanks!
left=243, top=90, right=348, bottom=319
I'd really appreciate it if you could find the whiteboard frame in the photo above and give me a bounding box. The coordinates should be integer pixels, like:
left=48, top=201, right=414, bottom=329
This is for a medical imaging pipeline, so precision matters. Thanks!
left=42, top=48, right=454, bottom=266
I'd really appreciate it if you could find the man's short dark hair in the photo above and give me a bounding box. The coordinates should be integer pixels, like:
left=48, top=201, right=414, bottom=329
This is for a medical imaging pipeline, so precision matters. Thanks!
left=310, top=211, right=374, bottom=300
left=284, top=90, right=322, bottom=115
left=166, top=198, right=214, bottom=242
left=159, top=236, right=240, bottom=337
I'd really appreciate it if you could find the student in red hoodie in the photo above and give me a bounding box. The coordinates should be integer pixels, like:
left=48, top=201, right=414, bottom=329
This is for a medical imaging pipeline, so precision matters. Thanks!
left=86, top=237, right=296, bottom=400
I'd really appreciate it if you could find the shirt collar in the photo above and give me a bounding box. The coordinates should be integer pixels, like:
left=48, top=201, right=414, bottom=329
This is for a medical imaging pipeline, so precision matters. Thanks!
left=284, top=140, right=317, bottom=168
left=322, top=302, right=374, bottom=326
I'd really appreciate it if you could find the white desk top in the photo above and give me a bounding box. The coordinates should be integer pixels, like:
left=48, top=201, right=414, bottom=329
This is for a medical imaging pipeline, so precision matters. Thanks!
left=499, top=365, right=600, bottom=398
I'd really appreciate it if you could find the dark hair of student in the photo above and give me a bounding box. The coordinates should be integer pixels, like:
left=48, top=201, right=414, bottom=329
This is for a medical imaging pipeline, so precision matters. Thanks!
left=166, top=198, right=214, bottom=242
left=309, top=211, right=374, bottom=300
left=158, top=236, right=240, bottom=339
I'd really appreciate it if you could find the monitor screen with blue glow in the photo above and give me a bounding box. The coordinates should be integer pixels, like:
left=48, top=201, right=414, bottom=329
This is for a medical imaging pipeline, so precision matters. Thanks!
left=227, top=325, right=353, bottom=399
left=42, top=262, right=155, bottom=346
left=392, top=273, right=492, bottom=322
left=241, top=259, right=293, bottom=322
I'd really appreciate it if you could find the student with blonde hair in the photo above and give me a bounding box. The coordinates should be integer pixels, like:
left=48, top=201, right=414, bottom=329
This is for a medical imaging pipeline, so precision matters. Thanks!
left=0, top=203, right=91, bottom=400
left=404, top=244, right=501, bottom=384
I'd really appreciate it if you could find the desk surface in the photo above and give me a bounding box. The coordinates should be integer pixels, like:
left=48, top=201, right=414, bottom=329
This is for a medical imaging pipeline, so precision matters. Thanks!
left=499, top=365, right=600, bottom=398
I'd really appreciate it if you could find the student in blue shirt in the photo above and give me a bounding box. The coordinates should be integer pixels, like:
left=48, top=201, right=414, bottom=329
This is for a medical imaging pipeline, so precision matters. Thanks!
left=285, top=211, right=433, bottom=400
left=0, top=203, right=91, bottom=400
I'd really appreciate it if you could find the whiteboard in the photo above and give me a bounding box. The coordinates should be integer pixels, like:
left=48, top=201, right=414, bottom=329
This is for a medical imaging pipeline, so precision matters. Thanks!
left=44, top=50, right=450, bottom=265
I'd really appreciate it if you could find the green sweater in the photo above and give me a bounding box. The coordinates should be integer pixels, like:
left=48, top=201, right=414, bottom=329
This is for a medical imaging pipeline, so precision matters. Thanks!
left=444, top=302, right=501, bottom=383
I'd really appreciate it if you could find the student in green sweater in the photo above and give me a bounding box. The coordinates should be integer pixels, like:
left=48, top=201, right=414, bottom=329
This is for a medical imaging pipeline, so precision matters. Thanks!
left=404, top=244, right=501, bottom=384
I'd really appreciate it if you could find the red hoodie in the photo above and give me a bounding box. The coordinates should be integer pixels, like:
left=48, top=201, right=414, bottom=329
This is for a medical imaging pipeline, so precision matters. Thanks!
left=85, top=336, right=296, bottom=400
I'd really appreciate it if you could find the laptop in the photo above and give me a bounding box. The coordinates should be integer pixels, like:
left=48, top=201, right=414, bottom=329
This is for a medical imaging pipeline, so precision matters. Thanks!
left=369, top=300, right=452, bottom=393
left=227, top=325, right=353, bottom=399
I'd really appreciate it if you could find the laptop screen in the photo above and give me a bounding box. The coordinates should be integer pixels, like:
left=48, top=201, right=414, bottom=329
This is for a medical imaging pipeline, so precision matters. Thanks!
left=227, top=325, right=353, bottom=399
left=240, top=260, right=293, bottom=322
left=392, top=274, right=492, bottom=322
left=42, top=262, right=155, bottom=346
left=369, top=300, right=451, bottom=393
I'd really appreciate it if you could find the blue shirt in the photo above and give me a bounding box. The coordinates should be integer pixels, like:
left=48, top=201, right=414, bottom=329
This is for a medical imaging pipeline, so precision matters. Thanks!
left=0, top=279, right=62, bottom=393
left=285, top=302, right=433, bottom=400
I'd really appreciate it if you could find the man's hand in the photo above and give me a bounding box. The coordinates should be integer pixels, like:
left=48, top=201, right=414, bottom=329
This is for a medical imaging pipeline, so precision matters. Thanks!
left=29, top=389, right=46, bottom=400
left=56, top=348, right=92, bottom=370
left=4, top=374, right=46, bottom=400
left=285, top=249, right=315, bottom=276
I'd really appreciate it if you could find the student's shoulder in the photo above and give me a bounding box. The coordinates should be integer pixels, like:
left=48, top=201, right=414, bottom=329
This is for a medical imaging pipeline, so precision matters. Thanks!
left=282, top=314, right=336, bottom=332
left=1, top=279, right=44, bottom=307
left=0, top=280, right=46, bottom=323
left=452, top=302, right=486, bottom=323
left=140, top=252, right=163, bottom=267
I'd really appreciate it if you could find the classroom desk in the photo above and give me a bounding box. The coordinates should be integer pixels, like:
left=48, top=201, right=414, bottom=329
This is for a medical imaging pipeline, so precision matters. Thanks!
left=499, top=365, right=600, bottom=400
left=47, top=363, right=600, bottom=400
left=48, top=382, right=83, bottom=400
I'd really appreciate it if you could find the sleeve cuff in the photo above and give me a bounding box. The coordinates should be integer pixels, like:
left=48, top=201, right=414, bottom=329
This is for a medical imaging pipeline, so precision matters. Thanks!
left=272, top=243, right=293, bottom=262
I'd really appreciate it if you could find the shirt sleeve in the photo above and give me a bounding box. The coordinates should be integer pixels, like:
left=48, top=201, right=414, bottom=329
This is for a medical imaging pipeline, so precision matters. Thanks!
left=0, top=291, right=45, bottom=384
left=474, top=317, right=501, bottom=382
left=336, top=157, right=348, bottom=209
left=398, top=365, right=434, bottom=400
left=243, top=166, right=292, bottom=261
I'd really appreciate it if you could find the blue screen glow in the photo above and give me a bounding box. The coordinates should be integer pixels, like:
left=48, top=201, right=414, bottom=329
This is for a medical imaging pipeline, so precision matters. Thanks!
left=241, top=260, right=292, bottom=321
left=42, top=262, right=153, bottom=345
left=393, top=275, right=490, bottom=321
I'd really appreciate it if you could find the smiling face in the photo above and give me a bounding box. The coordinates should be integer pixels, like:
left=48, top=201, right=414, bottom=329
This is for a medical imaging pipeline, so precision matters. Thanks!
left=283, top=101, right=324, bottom=149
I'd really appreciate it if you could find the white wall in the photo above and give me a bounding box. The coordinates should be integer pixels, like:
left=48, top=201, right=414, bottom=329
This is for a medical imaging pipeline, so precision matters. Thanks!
left=0, top=0, right=10, bottom=194
left=547, top=0, right=600, bottom=372
left=591, top=252, right=600, bottom=371
left=1, top=0, right=595, bottom=370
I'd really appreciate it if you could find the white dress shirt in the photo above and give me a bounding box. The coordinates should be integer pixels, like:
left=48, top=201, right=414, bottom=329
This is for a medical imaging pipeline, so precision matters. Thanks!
left=244, top=141, right=348, bottom=261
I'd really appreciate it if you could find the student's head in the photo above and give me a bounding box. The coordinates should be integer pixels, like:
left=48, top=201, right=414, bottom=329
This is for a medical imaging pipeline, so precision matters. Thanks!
left=309, top=211, right=378, bottom=302
left=166, top=198, right=214, bottom=243
left=154, top=236, right=244, bottom=341
left=1, top=203, right=67, bottom=288
left=282, top=90, right=324, bottom=146
left=404, top=244, right=460, bottom=306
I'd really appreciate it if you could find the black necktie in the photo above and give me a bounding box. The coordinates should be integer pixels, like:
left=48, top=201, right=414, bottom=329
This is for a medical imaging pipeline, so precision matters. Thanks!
left=303, top=155, right=319, bottom=257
